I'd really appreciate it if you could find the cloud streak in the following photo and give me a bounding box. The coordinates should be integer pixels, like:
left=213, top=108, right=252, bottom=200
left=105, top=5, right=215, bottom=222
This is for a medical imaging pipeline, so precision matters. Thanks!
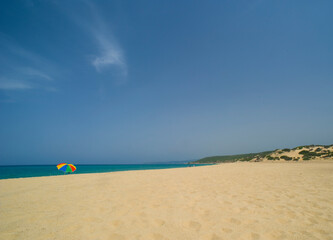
left=20, top=67, right=53, bottom=81
left=0, top=79, right=33, bottom=90
left=91, top=33, right=127, bottom=75
left=67, top=1, right=128, bottom=78
left=0, top=34, right=56, bottom=91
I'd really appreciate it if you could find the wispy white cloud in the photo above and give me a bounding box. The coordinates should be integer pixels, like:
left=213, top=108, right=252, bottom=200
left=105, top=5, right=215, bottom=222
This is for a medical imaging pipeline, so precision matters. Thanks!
left=19, top=67, right=53, bottom=81
left=66, top=1, right=128, bottom=78
left=91, top=33, right=127, bottom=76
left=0, top=34, right=57, bottom=92
left=0, top=78, right=33, bottom=90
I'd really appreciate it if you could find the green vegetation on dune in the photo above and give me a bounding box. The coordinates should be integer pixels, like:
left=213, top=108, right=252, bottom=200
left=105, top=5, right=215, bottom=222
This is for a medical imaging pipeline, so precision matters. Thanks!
left=280, top=155, right=292, bottom=161
left=293, top=144, right=333, bottom=150
left=299, top=149, right=333, bottom=159
left=192, top=144, right=333, bottom=164
left=193, top=151, right=273, bottom=164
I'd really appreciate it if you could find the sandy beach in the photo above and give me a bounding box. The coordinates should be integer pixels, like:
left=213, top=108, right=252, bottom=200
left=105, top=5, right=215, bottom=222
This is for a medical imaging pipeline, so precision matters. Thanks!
left=0, top=161, right=332, bottom=240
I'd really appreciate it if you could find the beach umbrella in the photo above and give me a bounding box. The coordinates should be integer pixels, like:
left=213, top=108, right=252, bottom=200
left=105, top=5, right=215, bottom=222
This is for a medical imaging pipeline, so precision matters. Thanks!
left=57, top=163, right=76, bottom=174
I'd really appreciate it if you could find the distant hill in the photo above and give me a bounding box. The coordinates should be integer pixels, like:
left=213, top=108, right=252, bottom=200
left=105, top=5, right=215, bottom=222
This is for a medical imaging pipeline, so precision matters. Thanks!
left=191, top=144, right=333, bottom=164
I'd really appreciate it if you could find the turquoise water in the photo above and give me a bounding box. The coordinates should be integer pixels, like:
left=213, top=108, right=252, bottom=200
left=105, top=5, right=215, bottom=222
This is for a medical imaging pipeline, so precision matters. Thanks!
left=0, top=164, right=205, bottom=180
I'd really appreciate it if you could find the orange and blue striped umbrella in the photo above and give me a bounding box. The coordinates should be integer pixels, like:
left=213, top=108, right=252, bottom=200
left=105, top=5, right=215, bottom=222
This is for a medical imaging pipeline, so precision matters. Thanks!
left=57, top=163, right=76, bottom=173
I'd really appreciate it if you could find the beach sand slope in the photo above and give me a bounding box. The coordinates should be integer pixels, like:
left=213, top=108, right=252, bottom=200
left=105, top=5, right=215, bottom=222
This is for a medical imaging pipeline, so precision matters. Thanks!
left=0, top=161, right=332, bottom=240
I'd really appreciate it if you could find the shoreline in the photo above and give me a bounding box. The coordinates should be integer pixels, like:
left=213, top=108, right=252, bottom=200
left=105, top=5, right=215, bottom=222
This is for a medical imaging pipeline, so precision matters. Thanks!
left=1, top=160, right=332, bottom=240
left=0, top=163, right=212, bottom=181
left=2, top=159, right=332, bottom=181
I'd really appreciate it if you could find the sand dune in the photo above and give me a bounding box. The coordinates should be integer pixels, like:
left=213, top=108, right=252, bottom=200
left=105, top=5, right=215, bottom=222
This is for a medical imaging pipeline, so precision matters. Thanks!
left=1, top=161, right=332, bottom=240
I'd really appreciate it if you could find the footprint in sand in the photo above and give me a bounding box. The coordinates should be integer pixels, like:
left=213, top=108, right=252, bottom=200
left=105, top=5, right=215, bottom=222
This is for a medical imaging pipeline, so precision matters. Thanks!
left=300, top=231, right=316, bottom=239
left=314, top=228, right=328, bottom=238
left=239, top=232, right=261, bottom=240
left=240, top=207, right=248, bottom=211
left=222, top=228, right=233, bottom=233
left=188, top=221, right=201, bottom=231
left=286, top=210, right=297, bottom=218
left=277, top=218, right=290, bottom=224
left=148, top=233, right=169, bottom=240
left=154, top=219, right=165, bottom=226
left=263, top=230, right=286, bottom=240
left=108, top=233, right=126, bottom=240
left=111, top=220, right=123, bottom=227
left=204, top=233, right=223, bottom=240
left=251, top=233, right=260, bottom=240
left=307, top=217, right=318, bottom=224
left=229, top=218, right=241, bottom=224
left=223, top=200, right=232, bottom=205
left=200, top=210, right=212, bottom=219
left=138, top=211, right=147, bottom=217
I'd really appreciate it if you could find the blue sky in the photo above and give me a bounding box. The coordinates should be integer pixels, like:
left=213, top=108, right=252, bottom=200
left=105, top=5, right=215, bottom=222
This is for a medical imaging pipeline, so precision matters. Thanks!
left=0, top=0, right=332, bottom=165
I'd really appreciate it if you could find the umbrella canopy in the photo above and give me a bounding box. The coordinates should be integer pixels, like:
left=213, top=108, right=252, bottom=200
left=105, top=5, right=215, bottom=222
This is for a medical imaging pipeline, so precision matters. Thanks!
left=57, top=163, right=76, bottom=173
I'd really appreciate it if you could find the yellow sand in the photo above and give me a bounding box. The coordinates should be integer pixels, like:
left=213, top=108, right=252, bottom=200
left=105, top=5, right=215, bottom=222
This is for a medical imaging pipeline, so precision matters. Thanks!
left=1, top=161, right=332, bottom=240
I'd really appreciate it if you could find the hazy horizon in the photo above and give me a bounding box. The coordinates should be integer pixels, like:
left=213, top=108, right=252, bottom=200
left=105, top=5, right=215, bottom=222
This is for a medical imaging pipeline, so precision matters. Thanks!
left=1, top=0, right=333, bottom=165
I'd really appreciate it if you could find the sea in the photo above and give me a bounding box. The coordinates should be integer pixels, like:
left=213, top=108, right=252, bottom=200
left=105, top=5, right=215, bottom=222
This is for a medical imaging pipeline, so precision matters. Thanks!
left=0, top=164, right=206, bottom=180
